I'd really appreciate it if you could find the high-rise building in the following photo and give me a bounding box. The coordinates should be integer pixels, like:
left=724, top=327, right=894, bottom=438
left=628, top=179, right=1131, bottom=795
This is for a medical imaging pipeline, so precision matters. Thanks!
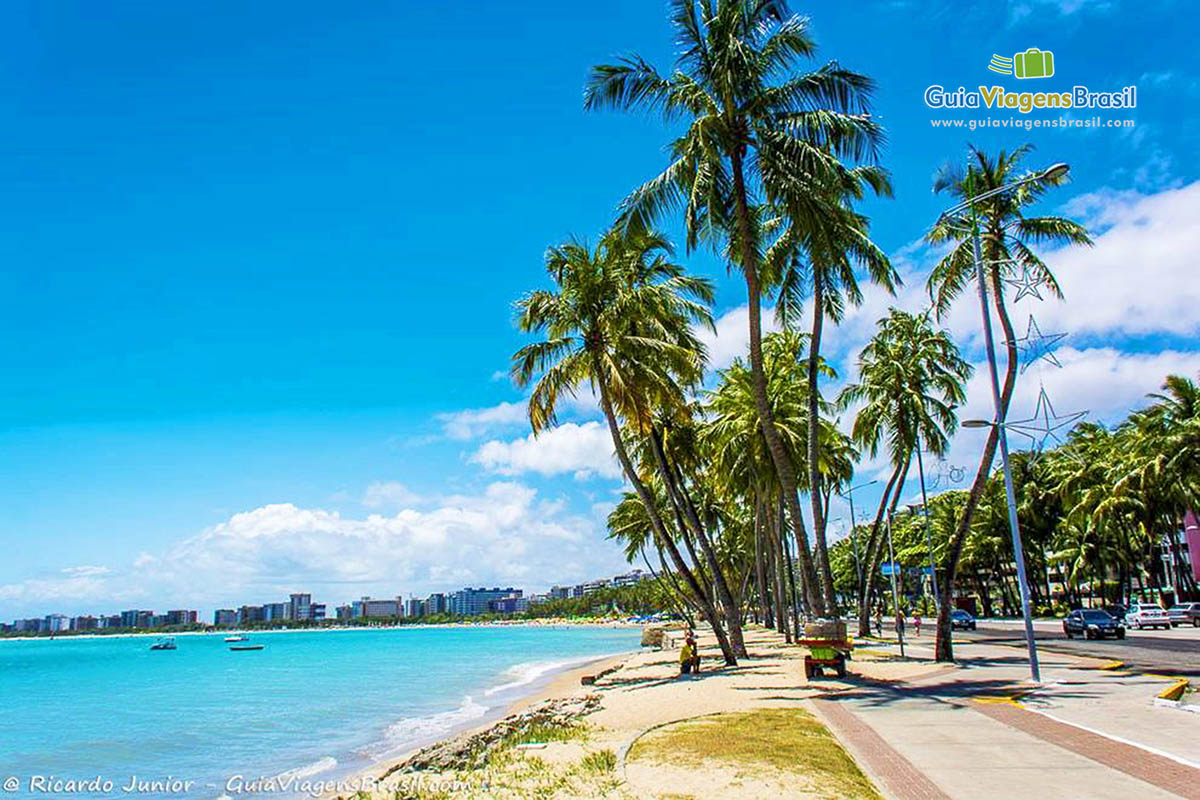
left=352, top=597, right=402, bottom=618
left=612, top=569, right=647, bottom=587
left=44, top=614, right=69, bottom=632
left=335, top=604, right=353, bottom=621
left=448, top=587, right=522, bottom=617
left=71, top=615, right=98, bottom=631
left=262, top=603, right=291, bottom=622
left=488, top=596, right=528, bottom=614
left=425, top=593, right=447, bottom=615
left=289, top=593, right=312, bottom=621
left=166, top=610, right=197, bottom=626
left=404, top=597, right=424, bottom=618
left=214, top=609, right=237, bottom=627
left=309, top=603, right=326, bottom=621
left=238, top=605, right=264, bottom=624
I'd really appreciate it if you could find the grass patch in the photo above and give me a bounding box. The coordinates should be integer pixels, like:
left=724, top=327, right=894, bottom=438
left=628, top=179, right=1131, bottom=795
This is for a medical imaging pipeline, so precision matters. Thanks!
left=629, top=708, right=880, bottom=799
left=500, top=720, right=587, bottom=749
left=579, top=748, right=617, bottom=774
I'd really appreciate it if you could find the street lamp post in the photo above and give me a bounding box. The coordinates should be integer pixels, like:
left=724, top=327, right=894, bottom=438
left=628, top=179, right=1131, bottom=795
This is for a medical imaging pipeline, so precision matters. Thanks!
left=840, top=480, right=878, bottom=595
left=943, top=161, right=1067, bottom=685
left=914, top=444, right=940, bottom=612
left=885, top=510, right=905, bottom=658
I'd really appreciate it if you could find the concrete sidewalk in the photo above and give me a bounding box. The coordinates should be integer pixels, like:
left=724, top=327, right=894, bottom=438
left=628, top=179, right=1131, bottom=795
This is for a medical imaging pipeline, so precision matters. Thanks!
left=809, top=634, right=1200, bottom=800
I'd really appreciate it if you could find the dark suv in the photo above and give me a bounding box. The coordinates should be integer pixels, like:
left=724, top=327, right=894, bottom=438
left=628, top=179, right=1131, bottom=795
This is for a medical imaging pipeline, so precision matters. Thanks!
left=1063, top=609, right=1125, bottom=640
left=950, top=609, right=977, bottom=630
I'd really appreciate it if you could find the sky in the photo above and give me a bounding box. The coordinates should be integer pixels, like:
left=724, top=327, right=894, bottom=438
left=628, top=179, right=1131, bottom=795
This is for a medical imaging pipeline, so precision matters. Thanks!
left=2, top=0, right=1197, bottom=619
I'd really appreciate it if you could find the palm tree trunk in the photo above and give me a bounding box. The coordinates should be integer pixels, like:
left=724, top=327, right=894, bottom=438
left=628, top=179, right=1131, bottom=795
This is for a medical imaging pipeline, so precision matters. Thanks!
left=856, top=459, right=905, bottom=636
left=808, top=270, right=837, bottom=611
left=772, top=501, right=793, bottom=643
left=935, top=261, right=1020, bottom=661
left=647, top=427, right=748, bottom=657
left=730, top=149, right=826, bottom=617
left=754, top=494, right=771, bottom=627
left=595, top=379, right=738, bottom=665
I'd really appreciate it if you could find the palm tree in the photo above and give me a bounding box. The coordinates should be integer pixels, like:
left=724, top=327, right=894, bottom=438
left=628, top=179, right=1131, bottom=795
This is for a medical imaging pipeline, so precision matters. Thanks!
left=840, top=308, right=971, bottom=635
left=925, top=144, right=1091, bottom=661
left=510, top=225, right=744, bottom=664
left=768, top=193, right=897, bottom=609
left=585, top=0, right=885, bottom=616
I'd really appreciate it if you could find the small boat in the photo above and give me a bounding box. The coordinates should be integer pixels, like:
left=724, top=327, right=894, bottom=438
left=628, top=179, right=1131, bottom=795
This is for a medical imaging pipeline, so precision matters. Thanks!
left=224, top=635, right=249, bottom=642
left=150, top=638, right=176, bottom=651
left=229, top=644, right=265, bottom=651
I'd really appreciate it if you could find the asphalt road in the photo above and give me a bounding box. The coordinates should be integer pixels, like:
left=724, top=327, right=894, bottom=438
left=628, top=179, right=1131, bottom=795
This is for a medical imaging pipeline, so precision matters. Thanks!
left=956, top=620, right=1200, bottom=675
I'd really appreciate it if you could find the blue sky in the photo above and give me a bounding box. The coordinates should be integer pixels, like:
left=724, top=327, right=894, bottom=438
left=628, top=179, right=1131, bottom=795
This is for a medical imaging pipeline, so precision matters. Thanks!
left=2, top=0, right=1197, bottom=618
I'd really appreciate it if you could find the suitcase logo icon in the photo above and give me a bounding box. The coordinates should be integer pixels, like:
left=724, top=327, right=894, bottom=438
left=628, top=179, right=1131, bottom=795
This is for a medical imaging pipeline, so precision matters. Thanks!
left=988, top=48, right=1055, bottom=79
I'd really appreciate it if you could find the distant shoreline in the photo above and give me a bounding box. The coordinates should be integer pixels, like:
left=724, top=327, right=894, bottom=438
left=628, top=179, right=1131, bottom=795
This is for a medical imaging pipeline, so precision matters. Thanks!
left=0, top=617, right=640, bottom=643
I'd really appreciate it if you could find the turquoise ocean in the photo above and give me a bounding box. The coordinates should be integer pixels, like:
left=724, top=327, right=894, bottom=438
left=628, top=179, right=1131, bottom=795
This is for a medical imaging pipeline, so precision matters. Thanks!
left=0, top=626, right=641, bottom=797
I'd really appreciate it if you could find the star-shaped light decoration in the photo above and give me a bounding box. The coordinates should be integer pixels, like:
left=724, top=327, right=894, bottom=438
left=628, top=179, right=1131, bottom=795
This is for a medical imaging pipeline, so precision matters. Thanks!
left=1012, top=315, right=1067, bottom=374
left=1006, top=386, right=1087, bottom=454
left=1005, top=266, right=1044, bottom=303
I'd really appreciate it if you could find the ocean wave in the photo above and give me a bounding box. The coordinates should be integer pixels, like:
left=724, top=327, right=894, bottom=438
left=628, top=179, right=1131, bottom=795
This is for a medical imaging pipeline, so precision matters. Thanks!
left=366, top=696, right=489, bottom=759
left=482, top=654, right=606, bottom=697
left=275, top=755, right=338, bottom=781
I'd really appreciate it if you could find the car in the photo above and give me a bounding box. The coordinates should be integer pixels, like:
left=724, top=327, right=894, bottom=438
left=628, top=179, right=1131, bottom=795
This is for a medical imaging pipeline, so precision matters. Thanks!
left=1102, top=604, right=1128, bottom=622
left=950, top=609, right=977, bottom=630
left=1167, top=602, right=1200, bottom=627
left=1063, top=609, right=1125, bottom=640
left=1125, top=603, right=1171, bottom=630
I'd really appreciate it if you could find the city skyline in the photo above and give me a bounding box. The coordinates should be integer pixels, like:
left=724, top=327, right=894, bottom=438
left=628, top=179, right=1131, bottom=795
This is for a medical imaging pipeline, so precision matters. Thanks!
left=2, top=568, right=649, bottom=631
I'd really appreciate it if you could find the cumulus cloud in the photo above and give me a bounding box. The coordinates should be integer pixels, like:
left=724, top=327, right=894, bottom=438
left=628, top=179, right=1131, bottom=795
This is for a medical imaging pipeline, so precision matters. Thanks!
left=0, top=482, right=629, bottom=617
left=470, top=421, right=621, bottom=480
left=436, top=401, right=528, bottom=440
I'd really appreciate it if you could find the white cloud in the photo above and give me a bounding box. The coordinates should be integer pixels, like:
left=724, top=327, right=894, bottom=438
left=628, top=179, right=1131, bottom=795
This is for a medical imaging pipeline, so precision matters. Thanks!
left=1037, top=181, right=1200, bottom=337
left=697, top=304, right=781, bottom=371
left=436, top=401, right=528, bottom=440
left=470, top=421, right=621, bottom=480
left=60, top=565, right=111, bottom=578
left=361, top=481, right=421, bottom=509
left=0, top=482, right=629, bottom=617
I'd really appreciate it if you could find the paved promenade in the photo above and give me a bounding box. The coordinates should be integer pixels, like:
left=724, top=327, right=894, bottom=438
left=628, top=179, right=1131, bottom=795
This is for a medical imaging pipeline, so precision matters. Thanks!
left=812, top=633, right=1200, bottom=800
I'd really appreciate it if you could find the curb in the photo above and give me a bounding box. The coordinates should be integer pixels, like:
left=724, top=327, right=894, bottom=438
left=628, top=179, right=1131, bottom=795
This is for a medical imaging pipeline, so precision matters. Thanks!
left=1153, top=676, right=1190, bottom=703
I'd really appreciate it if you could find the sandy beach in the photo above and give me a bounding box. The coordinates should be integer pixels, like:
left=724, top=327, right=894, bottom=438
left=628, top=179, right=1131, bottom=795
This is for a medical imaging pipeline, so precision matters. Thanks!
left=337, top=624, right=943, bottom=799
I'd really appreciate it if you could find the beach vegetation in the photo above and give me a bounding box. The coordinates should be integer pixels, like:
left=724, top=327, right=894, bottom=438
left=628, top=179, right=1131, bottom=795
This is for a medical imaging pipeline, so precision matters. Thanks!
left=629, top=708, right=880, bottom=798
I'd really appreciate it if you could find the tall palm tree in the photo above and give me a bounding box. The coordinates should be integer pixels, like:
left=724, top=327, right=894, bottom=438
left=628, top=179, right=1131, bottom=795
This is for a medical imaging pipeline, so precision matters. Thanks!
left=840, top=308, right=971, bottom=635
left=585, top=0, right=885, bottom=616
left=510, top=226, right=745, bottom=664
left=925, top=144, right=1091, bottom=661
left=768, top=194, right=897, bottom=609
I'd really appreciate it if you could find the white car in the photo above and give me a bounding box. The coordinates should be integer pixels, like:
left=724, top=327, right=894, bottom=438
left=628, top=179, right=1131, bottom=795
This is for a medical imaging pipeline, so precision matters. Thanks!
left=1125, top=603, right=1171, bottom=630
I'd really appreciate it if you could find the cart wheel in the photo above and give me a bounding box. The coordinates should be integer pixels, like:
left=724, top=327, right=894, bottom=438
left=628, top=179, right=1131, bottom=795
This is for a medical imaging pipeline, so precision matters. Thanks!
left=813, top=667, right=824, bottom=678
left=836, top=657, right=847, bottom=679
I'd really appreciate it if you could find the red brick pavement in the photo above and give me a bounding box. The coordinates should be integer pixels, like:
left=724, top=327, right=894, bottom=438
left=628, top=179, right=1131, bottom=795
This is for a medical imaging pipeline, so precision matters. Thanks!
left=972, top=702, right=1200, bottom=800
left=811, top=697, right=952, bottom=800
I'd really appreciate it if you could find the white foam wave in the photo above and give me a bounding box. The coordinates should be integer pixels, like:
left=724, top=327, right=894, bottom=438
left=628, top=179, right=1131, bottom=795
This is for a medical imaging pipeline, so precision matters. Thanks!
left=368, top=696, right=489, bottom=759
left=483, top=654, right=605, bottom=697
left=275, top=755, right=337, bottom=781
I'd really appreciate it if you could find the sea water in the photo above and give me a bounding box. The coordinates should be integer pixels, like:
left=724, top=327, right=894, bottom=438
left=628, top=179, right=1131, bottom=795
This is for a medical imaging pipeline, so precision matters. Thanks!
left=0, top=626, right=640, bottom=797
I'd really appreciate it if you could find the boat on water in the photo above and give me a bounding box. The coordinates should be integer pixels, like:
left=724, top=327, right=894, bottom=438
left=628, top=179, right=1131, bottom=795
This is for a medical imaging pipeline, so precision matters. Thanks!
left=229, top=644, right=264, bottom=651
left=224, top=635, right=249, bottom=642
left=150, top=638, right=176, bottom=651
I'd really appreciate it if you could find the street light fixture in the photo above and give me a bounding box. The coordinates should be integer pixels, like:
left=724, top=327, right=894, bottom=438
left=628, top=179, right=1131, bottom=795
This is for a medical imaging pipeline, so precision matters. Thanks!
left=935, top=161, right=1070, bottom=685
